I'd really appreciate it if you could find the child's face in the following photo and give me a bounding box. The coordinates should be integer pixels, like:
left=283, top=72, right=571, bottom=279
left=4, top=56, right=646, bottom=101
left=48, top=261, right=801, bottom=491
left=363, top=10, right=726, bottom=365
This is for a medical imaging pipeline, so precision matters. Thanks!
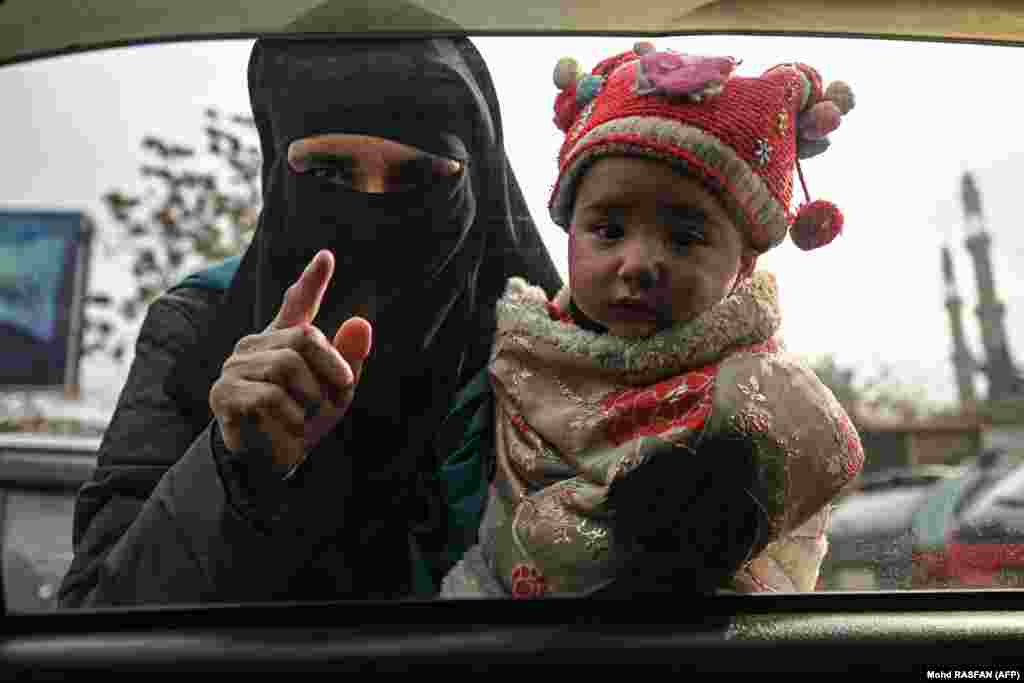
left=569, top=155, right=753, bottom=338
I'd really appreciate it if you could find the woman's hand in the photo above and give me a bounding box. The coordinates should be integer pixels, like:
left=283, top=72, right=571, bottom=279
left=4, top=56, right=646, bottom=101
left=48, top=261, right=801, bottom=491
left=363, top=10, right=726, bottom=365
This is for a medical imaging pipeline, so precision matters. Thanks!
left=209, top=250, right=373, bottom=474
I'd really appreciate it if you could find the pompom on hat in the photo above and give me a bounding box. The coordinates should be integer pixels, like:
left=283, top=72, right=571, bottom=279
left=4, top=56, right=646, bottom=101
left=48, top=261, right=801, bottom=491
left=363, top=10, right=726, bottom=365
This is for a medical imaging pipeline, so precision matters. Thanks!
left=549, top=42, right=855, bottom=252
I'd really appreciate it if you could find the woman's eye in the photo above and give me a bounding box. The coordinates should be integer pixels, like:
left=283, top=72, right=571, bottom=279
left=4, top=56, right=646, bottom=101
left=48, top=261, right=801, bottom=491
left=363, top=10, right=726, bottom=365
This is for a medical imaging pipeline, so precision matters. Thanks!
left=390, top=156, right=461, bottom=191
left=390, top=158, right=437, bottom=190
left=308, top=165, right=355, bottom=186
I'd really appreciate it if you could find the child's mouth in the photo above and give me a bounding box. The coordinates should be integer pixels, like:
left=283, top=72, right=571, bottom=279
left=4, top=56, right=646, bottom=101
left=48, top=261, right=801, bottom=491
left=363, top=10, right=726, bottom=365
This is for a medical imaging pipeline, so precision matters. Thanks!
left=608, top=300, right=662, bottom=322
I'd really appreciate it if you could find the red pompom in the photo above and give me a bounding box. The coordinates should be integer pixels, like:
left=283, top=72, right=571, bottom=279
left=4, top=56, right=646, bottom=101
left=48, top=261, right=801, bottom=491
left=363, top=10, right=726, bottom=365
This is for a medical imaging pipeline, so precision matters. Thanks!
left=798, top=101, right=841, bottom=140
left=791, top=200, right=843, bottom=250
left=553, top=85, right=578, bottom=132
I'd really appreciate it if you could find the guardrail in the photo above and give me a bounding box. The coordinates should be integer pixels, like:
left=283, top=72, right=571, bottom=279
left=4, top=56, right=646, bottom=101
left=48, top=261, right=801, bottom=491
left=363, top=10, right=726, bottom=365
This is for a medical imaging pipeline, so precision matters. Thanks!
left=0, top=433, right=99, bottom=491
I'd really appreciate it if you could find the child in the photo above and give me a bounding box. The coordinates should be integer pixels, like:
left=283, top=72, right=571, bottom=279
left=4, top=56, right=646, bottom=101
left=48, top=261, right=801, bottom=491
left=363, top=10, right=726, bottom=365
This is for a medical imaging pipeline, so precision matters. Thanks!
left=440, top=42, right=864, bottom=597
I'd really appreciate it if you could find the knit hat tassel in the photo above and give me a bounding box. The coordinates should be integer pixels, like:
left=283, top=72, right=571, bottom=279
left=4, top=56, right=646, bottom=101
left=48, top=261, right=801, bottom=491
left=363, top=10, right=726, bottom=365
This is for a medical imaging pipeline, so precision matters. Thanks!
left=790, top=159, right=844, bottom=251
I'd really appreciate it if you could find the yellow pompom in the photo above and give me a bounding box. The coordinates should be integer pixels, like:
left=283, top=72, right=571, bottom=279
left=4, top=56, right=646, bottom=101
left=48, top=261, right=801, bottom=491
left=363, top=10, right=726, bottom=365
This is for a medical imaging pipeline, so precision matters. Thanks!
left=553, top=57, right=581, bottom=91
left=824, top=81, right=855, bottom=115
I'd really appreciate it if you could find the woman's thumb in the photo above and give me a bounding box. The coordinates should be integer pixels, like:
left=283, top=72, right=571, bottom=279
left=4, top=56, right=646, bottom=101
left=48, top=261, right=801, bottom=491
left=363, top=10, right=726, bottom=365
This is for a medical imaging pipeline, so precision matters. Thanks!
left=333, top=317, right=373, bottom=382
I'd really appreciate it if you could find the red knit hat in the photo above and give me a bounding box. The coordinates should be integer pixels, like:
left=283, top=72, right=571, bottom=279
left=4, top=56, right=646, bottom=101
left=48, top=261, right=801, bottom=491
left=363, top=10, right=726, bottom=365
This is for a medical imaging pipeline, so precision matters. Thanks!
left=549, top=42, right=855, bottom=252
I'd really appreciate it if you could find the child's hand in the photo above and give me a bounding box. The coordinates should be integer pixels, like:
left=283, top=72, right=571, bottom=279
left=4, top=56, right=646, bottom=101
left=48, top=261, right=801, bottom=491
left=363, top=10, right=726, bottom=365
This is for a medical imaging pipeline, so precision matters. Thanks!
left=209, top=249, right=372, bottom=475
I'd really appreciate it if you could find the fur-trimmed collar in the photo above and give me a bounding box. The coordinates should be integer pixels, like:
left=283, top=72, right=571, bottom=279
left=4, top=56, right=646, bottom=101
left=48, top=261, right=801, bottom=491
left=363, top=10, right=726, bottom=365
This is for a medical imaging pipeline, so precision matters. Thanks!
left=494, top=270, right=782, bottom=384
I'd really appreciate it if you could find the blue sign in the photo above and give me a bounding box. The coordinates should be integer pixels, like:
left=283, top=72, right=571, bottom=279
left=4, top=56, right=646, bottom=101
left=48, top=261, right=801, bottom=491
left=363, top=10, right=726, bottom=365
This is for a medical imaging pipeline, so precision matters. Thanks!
left=0, top=211, right=92, bottom=395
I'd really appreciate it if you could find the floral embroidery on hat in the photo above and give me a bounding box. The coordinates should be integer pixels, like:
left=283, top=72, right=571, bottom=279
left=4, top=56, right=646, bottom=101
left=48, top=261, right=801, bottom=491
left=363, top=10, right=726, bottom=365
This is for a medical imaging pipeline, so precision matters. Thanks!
left=776, top=110, right=789, bottom=137
left=635, top=50, right=738, bottom=101
left=754, top=139, right=773, bottom=167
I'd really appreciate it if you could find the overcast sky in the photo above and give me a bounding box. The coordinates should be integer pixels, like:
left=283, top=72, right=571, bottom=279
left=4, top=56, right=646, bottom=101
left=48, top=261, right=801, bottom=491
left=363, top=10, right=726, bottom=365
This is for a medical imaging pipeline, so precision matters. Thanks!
left=2, top=35, right=1022, bottom=420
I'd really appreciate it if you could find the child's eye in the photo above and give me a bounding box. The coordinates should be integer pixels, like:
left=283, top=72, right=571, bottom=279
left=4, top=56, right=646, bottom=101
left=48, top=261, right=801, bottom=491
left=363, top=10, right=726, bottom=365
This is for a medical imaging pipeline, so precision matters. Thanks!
left=669, top=226, right=706, bottom=251
left=592, top=223, right=626, bottom=240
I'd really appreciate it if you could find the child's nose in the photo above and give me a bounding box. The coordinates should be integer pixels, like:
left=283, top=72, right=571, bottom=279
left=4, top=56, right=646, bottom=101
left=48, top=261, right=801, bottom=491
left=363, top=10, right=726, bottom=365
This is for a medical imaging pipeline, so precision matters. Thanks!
left=618, top=238, right=665, bottom=289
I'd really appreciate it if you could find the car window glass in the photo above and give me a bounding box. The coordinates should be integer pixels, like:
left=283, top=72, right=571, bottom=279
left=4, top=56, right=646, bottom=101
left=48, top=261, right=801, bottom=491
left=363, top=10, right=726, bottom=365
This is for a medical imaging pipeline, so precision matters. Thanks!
left=2, top=490, right=75, bottom=611
left=1, top=35, right=1023, bottom=611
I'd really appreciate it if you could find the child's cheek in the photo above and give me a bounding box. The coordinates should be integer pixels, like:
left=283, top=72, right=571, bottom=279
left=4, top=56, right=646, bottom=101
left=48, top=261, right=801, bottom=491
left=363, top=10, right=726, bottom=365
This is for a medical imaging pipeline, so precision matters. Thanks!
left=568, top=227, right=578, bottom=288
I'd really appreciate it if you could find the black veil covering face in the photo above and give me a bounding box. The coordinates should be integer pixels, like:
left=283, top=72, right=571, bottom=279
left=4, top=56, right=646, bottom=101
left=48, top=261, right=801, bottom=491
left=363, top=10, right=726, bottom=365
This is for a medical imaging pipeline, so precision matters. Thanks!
left=167, top=38, right=562, bottom=598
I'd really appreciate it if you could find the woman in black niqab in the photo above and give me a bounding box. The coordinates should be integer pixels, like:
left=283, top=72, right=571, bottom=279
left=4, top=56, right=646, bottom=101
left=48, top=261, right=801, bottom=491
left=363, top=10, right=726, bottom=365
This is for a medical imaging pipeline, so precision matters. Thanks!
left=169, top=37, right=562, bottom=599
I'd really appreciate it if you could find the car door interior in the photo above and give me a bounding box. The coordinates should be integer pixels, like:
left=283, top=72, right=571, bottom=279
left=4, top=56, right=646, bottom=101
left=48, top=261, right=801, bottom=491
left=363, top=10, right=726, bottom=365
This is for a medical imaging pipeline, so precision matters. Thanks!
left=3, top=592, right=1024, bottom=672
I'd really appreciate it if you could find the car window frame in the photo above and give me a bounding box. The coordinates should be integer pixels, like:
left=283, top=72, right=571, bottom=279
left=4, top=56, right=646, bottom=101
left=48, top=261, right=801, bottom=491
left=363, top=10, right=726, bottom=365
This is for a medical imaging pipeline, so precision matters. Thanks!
left=3, top=23, right=1024, bottom=627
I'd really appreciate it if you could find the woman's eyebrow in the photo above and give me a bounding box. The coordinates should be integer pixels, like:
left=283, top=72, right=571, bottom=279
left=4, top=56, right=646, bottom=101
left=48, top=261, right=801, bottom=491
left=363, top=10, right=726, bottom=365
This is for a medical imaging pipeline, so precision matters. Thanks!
left=298, top=151, right=356, bottom=165
left=393, top=154, right=434, bottom=170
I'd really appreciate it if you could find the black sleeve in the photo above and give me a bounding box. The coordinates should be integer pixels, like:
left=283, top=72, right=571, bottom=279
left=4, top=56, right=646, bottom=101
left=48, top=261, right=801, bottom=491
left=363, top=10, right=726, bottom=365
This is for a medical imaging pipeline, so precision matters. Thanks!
left=57, top=288, right=314, bottom=607
left=73, top=422, right=328, bottom=605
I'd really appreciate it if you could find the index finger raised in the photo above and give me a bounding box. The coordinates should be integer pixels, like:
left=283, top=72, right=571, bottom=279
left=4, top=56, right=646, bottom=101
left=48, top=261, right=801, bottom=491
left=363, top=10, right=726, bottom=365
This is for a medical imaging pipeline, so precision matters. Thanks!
left=268, top=250, right=335, bottom=332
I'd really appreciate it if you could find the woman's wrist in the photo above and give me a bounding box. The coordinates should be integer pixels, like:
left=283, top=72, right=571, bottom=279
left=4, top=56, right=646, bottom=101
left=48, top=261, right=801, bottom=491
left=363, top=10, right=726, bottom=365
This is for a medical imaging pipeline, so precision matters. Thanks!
left=210, top=420, right=297, bottom=531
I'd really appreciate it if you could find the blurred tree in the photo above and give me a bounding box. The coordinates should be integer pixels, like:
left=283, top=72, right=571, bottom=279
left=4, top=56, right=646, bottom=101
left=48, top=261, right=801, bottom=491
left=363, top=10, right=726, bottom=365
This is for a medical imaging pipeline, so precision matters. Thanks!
left=808, top=354, right=859, bottom=415
left=809, top=354, right=932, bottom=423
left=83, top=108, right=260, bottom=361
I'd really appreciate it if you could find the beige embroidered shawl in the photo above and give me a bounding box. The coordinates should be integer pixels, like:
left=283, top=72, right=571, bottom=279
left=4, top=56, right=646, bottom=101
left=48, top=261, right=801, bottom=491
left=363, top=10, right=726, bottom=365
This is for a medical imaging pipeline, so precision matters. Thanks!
left=446, top=271, right=863, bottom=598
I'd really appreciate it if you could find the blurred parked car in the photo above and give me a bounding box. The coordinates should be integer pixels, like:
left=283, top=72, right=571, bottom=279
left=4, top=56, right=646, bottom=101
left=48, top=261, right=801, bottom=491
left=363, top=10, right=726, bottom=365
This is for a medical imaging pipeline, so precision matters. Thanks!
left=947, top=457, right=1024, bottom=588
left=821, top=453, right=1012, bottom=591
left=821, top=479, right=934, bottom=590
left=909, top=450, right=1016, bottom=588
left=854, top=464, right=963, bottom=495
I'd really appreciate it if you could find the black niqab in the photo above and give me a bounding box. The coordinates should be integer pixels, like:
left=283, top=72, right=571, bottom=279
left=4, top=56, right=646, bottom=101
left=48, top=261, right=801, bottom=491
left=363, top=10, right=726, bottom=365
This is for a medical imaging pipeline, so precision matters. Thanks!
left=168, top=37, right=561, bottom=598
